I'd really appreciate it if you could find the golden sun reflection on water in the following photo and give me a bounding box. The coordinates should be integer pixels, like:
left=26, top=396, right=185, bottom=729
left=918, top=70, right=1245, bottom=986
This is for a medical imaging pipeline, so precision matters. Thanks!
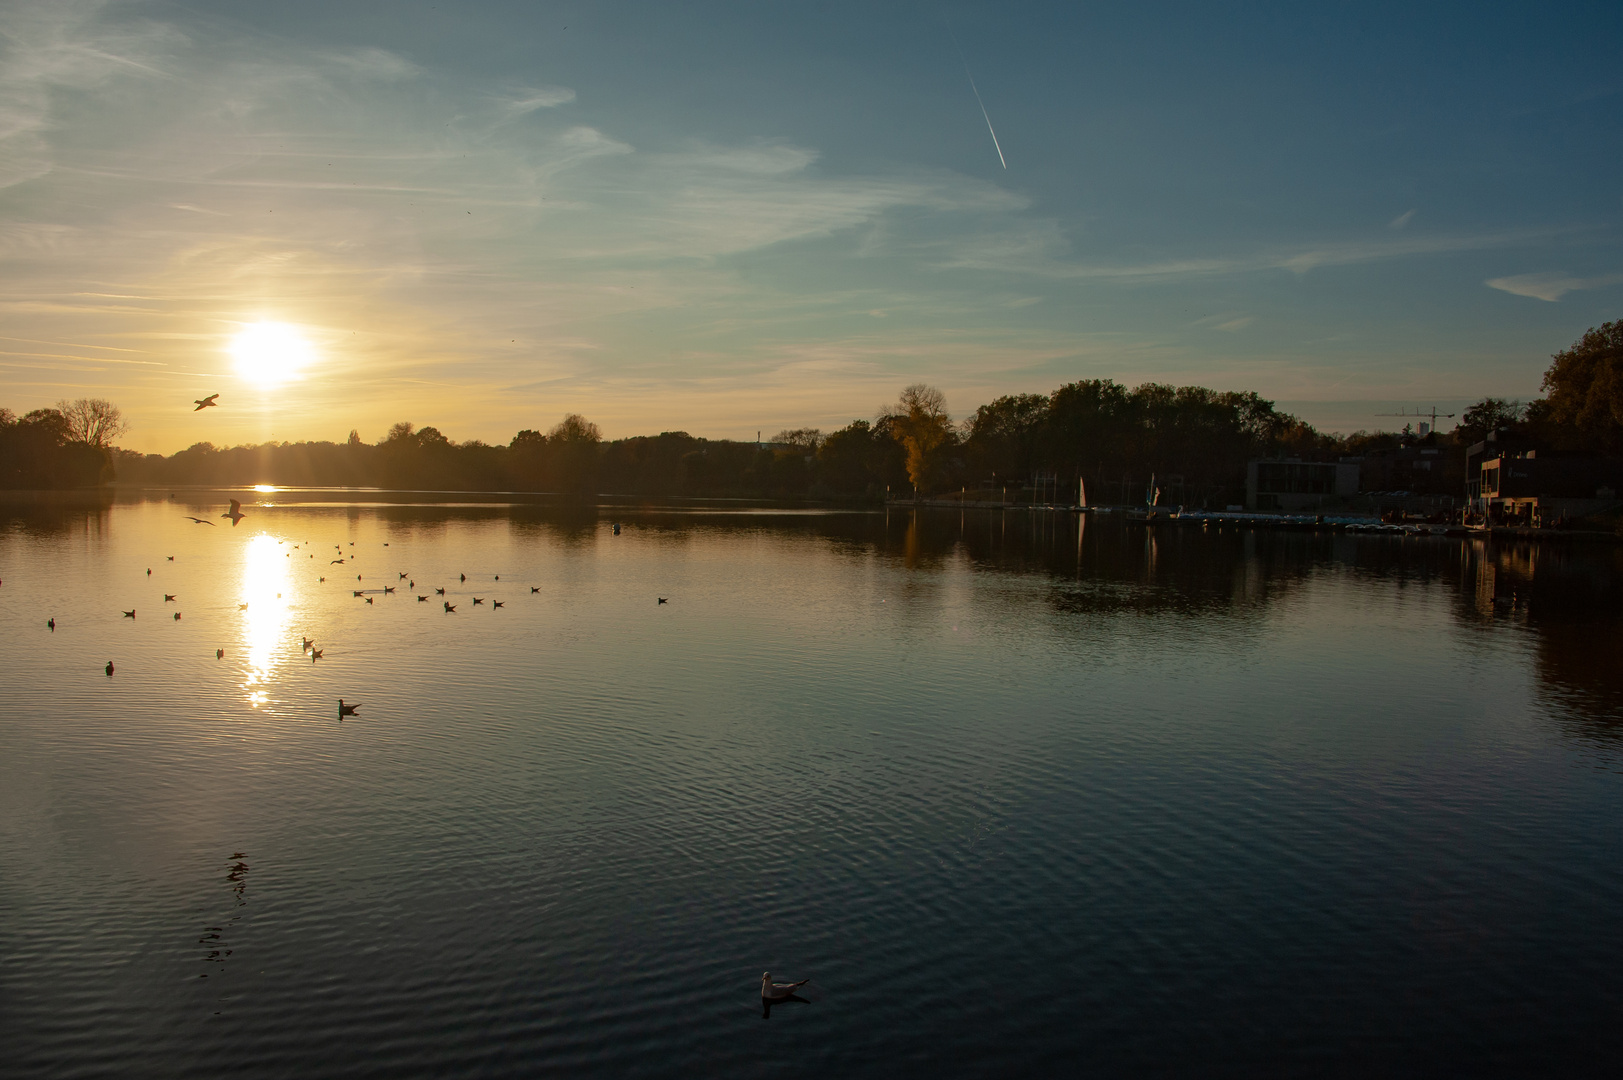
left=241, top=533, right=294, bottom=707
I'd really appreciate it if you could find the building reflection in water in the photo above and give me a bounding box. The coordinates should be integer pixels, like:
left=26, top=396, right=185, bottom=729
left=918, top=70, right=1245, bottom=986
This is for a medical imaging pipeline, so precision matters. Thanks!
left=241, top=533, right=293, bottom=708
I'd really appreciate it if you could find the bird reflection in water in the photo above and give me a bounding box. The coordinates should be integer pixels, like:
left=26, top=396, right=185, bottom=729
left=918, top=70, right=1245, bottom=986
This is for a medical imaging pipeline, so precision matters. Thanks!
left=199, top=852, right=249, bottom=977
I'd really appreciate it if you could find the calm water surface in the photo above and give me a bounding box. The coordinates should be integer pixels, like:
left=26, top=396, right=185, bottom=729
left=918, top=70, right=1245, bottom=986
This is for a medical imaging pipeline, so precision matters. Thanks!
left=3, top=493, right=1622, bottom=1076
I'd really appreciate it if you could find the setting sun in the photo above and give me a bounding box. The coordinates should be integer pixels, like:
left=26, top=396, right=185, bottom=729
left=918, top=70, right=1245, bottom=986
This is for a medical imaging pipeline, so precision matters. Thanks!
left=230, top=322, right=315, bottom=386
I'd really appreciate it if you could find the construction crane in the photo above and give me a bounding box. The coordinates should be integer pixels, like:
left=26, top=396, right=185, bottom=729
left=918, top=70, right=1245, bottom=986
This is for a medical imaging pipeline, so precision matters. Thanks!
left=1375, top=406, right=1456, bottom=432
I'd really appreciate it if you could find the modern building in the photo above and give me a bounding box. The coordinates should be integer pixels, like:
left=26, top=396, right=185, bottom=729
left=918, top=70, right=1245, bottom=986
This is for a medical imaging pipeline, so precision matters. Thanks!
left=1474, top=451, right=1623, bottom=524
left=1245, top=458, right=1360, bottom=511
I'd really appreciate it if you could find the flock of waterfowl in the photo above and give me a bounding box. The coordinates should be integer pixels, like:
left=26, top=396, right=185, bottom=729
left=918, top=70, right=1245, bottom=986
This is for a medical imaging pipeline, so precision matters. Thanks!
left=70, top=498, right=671, bottom=723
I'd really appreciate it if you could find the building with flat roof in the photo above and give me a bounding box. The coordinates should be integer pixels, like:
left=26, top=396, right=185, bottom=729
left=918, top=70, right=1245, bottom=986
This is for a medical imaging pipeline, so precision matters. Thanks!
left=1475, top=451, right=1622, bottom=525
left=1245, top=459, right=1360, bottom=511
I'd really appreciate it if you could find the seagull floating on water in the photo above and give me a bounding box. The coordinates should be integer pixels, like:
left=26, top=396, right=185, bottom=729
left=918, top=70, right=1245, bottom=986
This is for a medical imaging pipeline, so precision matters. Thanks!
left=216, top=649, right=224, bottom=659
left=472, top=597, right=484, bottom=605
left=194, top=393, right=219, bottom=411
left=48, top=618, right=55, bottom=631
left=435, top=587, right=445, bottom=595
left=123, top=609, right=136, bottom=618
left=417, top=595, right=429, bottom=602
left=492, top=601, right=504, bottom=608
left=173, top=612, right=181, bottom=621
left=106, top=660, right=115, bottom=676
left=166, top=556, right=175, bottom=561
left=530, top=586, right=540, bottom=593
left=338, top=699, right=359, bottom=720
left=164, top=594, right=176, bottom=602
left=444, top=602, right=456, bottom=613
left=310, top=648, right=323, bottom=661
left=657, top=597, right=668, bottom=605
left=761, top=973, right=809, bottom=1001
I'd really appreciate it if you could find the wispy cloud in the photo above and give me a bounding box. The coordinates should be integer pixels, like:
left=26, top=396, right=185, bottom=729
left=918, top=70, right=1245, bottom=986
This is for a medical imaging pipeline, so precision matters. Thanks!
left=1485, top=271, right=1623, bottom=302
left=1388, top=209, right=1415, bottom=230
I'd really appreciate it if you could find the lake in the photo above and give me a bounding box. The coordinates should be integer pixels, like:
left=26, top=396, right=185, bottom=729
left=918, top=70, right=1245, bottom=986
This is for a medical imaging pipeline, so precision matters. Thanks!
left=3, top=492, right=1622, bottom=1076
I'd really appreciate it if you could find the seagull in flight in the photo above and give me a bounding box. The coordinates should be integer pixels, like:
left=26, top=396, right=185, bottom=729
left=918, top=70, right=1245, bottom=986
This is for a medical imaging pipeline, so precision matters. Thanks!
left=194, top=394, right=219, bottom=411
left=222, top=499, right=245, bottom=526
left=185, top=516, right=215, bottom=526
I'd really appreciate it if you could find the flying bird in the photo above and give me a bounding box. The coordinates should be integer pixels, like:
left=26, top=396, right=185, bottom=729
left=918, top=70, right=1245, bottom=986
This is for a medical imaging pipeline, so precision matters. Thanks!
left=338, top=699, right=359, bottom=719
left=185, top=516, right=215, bottom=526
left=194, top=394, right=219, bottom=411
left=331, top=559, right=345, bottom=565
left=222, top=499, right=245, bottom=526
left=761, top=973, right=810, bottom=1001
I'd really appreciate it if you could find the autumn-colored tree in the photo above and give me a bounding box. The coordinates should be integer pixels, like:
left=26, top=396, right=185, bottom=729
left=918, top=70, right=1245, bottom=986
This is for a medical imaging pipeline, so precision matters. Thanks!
left=1541, top=320, right=1623, bottom=452
left=885, top=384, right=954, bottom=494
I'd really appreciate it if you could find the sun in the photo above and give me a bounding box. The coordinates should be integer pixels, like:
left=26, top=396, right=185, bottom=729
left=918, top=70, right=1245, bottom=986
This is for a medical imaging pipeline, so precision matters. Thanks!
left=230, top=322, right=316, bottom=386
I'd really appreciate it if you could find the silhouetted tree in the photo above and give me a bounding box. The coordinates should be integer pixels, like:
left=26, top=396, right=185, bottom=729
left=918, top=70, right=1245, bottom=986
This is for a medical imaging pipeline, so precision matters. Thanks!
left=1456, top=398, right=1525, bottom=445
left=56, top=398, right=128, bottom=450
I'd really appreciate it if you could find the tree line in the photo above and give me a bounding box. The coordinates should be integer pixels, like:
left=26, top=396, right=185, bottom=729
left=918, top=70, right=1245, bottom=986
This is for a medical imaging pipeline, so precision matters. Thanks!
left=7, top=320, right=1621, bottom=500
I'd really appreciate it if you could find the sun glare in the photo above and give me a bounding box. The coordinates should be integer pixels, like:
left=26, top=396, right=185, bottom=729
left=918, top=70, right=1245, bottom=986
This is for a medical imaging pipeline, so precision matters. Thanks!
left=231, top=322, right=316, bottom=386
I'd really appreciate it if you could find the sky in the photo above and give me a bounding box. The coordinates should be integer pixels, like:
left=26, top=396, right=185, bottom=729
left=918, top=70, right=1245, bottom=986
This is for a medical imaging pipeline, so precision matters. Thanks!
left=1, top=0, right=1620, bottom=453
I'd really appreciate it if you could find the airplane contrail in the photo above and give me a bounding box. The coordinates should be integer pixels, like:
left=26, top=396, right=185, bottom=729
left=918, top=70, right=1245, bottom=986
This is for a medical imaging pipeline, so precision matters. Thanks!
left=966, top=73, right=1006, bottom=169
left=949, top=30, right=1006, bottom=170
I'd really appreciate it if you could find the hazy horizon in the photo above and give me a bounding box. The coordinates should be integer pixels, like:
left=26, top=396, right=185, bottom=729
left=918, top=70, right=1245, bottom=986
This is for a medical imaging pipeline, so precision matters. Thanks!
left=2, top=0, right=1618, bottom=453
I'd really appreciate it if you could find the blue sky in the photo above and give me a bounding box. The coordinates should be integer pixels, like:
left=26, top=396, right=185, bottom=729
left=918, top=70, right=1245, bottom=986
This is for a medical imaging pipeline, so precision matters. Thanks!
left=1, top=0, right=1619, bottom=451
